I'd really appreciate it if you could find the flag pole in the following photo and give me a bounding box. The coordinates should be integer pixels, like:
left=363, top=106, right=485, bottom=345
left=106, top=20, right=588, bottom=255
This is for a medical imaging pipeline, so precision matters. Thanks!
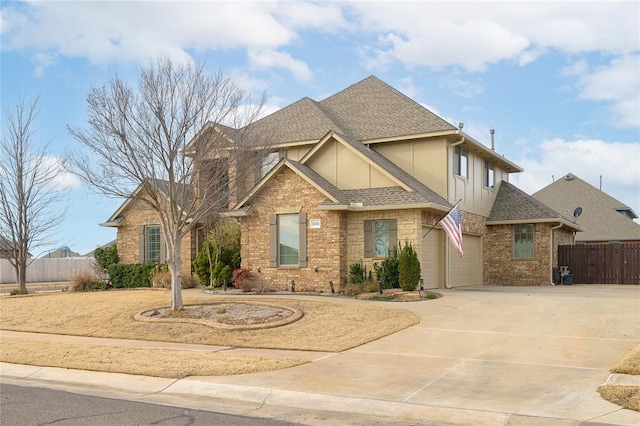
left=422, top=200, right=461, bottom=239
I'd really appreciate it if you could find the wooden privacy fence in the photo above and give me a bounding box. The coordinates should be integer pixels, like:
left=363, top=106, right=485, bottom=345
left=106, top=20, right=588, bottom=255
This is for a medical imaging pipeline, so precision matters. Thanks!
left=0, top=258, right=96, bottom=284
left=558, top=244, right=640, bottom=285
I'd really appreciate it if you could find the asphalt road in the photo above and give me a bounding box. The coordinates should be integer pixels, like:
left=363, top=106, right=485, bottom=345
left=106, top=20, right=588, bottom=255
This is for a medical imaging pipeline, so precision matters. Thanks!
left=0, top=384, right=300, bottom=426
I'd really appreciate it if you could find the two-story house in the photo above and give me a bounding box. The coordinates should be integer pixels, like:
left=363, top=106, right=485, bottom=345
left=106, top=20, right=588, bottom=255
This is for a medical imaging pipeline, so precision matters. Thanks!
left=103, top=76, right=580, bottom=290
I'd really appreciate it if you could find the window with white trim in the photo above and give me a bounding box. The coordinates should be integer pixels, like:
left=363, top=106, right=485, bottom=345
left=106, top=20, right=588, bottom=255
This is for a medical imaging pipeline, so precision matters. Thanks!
left=454, top=146, right=468, bottom=178
left=484, top=160, right=495, bottom=188
left=513, top=224, right=534, bottom=259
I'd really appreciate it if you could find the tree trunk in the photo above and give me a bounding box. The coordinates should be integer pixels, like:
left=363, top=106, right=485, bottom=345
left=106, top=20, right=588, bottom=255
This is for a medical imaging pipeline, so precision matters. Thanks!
left=169, top=237, right=184, bottom=310
left=16, top=261, right=27, bottom=292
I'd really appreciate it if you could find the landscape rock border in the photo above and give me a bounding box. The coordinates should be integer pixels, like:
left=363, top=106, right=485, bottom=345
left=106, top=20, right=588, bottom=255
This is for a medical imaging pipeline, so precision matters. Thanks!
left=135, top=301, right=304, bottom=330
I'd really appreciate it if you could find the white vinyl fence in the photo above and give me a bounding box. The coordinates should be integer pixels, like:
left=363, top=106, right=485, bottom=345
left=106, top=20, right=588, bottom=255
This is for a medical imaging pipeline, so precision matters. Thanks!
left=0, top=258, right=97, bottom=284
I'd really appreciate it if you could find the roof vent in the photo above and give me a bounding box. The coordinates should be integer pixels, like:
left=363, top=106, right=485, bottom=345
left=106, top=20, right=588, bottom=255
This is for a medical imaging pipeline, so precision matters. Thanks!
left=564, top=174, right=574, bottom=181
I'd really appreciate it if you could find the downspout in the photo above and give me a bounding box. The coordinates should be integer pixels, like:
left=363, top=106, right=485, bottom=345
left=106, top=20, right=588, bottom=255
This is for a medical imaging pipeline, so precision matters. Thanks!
left=549, top=222, right=563, bottom=285
left=444, top=125, right=464, bottom=289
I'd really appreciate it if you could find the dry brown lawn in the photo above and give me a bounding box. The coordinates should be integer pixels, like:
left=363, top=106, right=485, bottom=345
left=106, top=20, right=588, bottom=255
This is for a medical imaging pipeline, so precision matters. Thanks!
left=0, top=289, right=419, bottom=378
left=611, top=344, right=640, bottom=375
left=598, top=343, right=640, bottom=412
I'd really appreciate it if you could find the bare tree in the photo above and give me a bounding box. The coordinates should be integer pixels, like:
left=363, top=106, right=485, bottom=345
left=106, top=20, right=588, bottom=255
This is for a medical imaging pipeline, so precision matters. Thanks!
left=0, top=97, right=68, bottom=291
left=68, top=58, right=267, bottom=310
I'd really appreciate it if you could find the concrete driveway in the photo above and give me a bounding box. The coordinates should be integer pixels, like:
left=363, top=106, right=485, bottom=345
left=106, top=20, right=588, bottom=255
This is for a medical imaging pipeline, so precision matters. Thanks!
left=187, top=285, right=640, bottom=424
left=2, top=285, right=639, bottom=425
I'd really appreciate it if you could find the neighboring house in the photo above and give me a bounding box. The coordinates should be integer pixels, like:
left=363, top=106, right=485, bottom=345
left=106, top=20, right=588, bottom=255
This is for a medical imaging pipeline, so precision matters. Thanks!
left=0, top=236, right=33, bottom=259
left=104, top=75, right=578, bottom=289
left=0, top=236, right=15, bottom=259
left=41, top=246, right=81, bottom=258
left=82, top=239, right=117, bottom=257
left=533, top=173, right=640, bottom=244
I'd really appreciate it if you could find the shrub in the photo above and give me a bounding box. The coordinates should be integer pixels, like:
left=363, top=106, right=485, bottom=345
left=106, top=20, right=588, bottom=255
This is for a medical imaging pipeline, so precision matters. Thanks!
left=68, top=270, right=108, bottom=292
left=9, top=289, right=28, bottom=296
left=94, top=245, right=118, bottom=275
left=348, top=261, right=367, bottom=284
left=193, top=219, right=241, bottom=287
left=149, top=264, right=198, bottom=289
left=374, top=247, right=399, bottom=289
left=106, top=263, right=156, bottom=288
left=398, top=241, right=421, bottom=292
left=232, top=268, right=252, bottom=292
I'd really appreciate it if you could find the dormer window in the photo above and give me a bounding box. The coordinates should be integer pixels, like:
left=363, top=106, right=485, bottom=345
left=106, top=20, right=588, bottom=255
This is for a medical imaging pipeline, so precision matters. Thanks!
left=454, top=146, right=468, bottom=178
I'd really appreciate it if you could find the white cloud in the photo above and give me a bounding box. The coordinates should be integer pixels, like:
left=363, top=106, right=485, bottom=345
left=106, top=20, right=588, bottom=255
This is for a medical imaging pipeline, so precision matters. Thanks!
left=1, top=1, right=295, bottom=68
left=42, top=156, right=82, bottom=191
left=439, top=70, right=485, bottom=98
left=247, top=48, right=312, bottom=82
left=349, top=2, right=639, bottom=72
left=561, top=59, right=588, bottom=77
left=511, top=138, right=640, bottom=217
left=576, top=55, right=640, bottom=127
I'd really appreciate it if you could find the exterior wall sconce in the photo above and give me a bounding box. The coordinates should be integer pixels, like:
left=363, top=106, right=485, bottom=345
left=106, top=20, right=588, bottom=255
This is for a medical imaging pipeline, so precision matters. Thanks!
left=257, top=267, right=261, bottom=273
left=314, top=266, right=318, bottom=273
left=291, top=280, right=295, bottom=293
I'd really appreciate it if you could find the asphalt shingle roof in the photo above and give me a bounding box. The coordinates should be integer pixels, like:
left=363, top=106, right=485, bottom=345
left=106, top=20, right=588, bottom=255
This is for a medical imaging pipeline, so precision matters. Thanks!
left=319, top=76, right=456, bottom=141
left=488, top=181, right=576, bottom=225
left=532, top=173, right=640, bottom=242
left=224, top=76, right=456, bottom=146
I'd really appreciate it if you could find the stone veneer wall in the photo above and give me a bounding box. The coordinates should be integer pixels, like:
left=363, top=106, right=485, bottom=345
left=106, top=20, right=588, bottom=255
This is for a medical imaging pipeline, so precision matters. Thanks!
left=116, top=197, right=193, bottom=277
left=483, top=223, right=554, bottom=286
left=347, top=209, right=422, bottom=277
left=240, top=168, right=345, bottom=292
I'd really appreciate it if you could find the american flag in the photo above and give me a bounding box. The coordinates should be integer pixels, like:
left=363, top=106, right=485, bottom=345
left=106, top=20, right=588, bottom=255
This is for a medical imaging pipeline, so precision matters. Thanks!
left=440, top=204, right=463, bottom=257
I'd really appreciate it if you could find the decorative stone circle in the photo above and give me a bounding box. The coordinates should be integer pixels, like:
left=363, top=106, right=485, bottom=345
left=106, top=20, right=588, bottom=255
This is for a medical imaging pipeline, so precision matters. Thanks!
left=135, top=302, right=303, bottom=330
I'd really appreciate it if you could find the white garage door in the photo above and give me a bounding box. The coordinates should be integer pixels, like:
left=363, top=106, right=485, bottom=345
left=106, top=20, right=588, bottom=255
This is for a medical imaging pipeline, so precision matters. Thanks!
left=421, top=228, right=443, bottom=289
left=449, top=234, right=482, bottom=287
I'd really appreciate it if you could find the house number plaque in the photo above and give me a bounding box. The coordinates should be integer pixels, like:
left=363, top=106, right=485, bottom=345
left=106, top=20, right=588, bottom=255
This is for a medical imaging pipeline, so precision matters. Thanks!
left=309, top=219, right=321, bottom=229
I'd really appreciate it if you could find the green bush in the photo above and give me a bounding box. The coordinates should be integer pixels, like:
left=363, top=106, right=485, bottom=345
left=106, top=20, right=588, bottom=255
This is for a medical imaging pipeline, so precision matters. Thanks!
left=94, top=245, right=118, bottom=274
left=348, top=261, right=367, bottom=284
left=193, top=220, right=241, bottom=287
left=374, top=246, right=399, bottom=289
left=106, top=263, right=156, bottom=288
left=398, top=241, right=421, bottom=292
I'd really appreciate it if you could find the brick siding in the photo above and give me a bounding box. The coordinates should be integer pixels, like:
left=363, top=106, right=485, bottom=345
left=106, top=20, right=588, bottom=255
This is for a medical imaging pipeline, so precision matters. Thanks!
left=483, top=223, right=572, bottom=286
left=240, top=168, right=346, bottom=292
left=115, top=197, right=193, bottom=277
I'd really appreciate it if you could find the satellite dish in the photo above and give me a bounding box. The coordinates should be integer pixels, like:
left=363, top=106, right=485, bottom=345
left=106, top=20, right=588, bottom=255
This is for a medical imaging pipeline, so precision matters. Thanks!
left=573, top=207, right=583, bottom=218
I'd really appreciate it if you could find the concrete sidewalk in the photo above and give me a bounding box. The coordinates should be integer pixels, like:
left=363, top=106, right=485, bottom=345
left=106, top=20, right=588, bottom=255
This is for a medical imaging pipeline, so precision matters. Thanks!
left=2, top=285, right=639, bottom=425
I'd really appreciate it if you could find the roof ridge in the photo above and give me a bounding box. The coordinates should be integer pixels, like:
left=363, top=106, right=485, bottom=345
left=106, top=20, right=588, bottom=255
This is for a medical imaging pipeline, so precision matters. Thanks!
left=534, top=173, right=633, bottom=209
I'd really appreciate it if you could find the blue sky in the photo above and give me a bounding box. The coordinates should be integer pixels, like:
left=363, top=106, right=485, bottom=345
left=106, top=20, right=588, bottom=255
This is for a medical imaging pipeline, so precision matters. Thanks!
left=1, top=0, right=639, bottom=256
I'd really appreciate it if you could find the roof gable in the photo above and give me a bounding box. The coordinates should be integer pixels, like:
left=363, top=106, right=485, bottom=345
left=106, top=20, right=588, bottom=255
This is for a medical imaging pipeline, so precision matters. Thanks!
left=247, top=97, right=347, bottom=145
left=231, top=159, right=345, bottom=211
left=319, top=76, right=456, bottom=141
left=533, top=173, right=640, bottom=241
left=488, top=181, right=581, bottom=230
left=101, top=179, right=194, bottom=227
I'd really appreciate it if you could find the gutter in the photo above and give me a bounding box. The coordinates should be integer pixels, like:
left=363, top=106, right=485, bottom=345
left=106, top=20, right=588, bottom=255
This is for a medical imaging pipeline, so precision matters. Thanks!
left=549, top=222, right=563, bottom=285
